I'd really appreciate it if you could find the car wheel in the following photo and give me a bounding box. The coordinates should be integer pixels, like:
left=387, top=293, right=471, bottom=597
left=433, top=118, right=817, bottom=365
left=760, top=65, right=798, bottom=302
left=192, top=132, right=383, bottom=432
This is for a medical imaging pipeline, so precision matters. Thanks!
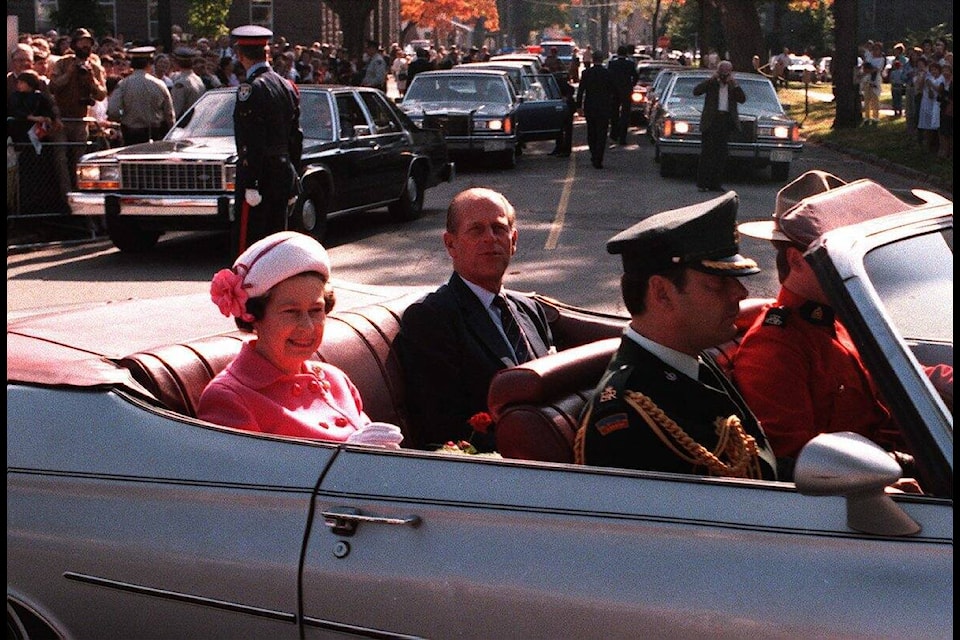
left=105, top=216, right=161, bottom=253
left=497, top=147, right=517, bottom=170
left=387, top=167, right=425, bottom=222
left=289, top=190, right=329, bottom=243
left=771, top=162, right=790, bottom=182
left=659, top=154, right=676, bottom=177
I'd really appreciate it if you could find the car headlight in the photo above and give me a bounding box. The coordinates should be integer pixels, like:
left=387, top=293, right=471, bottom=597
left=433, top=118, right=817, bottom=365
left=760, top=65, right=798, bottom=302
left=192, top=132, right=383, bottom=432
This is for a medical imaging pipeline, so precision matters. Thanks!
left=76, top=163, right=120, bottom=190
left=474, top=118, right=510, bottom=133
left=224, top=164, right=236, bottom=192
left=673, top=120, right=691, bottom=134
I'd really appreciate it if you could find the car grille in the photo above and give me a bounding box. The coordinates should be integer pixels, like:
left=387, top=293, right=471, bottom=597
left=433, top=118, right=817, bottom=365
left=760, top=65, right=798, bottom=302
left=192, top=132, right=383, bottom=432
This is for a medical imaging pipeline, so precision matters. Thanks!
left=121, top=161, right=225, bottom=192
left=423, top=114, right=471, bottom=136
left=731, top=120, right=757, bottom=143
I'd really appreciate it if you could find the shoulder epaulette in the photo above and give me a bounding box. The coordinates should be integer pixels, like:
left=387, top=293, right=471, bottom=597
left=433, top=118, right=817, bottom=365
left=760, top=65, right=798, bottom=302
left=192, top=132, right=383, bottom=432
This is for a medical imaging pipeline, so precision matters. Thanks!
left=761, top=306, right=789, bottom=327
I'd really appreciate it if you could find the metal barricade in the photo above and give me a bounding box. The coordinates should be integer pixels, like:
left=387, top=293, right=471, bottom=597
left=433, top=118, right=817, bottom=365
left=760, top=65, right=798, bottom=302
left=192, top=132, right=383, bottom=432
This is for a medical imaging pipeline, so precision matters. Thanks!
left=6, top=117, right=117, bottom=223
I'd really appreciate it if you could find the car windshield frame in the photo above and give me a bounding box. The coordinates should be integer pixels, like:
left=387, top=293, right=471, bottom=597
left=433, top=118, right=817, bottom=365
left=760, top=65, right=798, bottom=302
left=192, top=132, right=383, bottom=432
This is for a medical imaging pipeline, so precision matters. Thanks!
left=806, top=207, right=954, bottom=497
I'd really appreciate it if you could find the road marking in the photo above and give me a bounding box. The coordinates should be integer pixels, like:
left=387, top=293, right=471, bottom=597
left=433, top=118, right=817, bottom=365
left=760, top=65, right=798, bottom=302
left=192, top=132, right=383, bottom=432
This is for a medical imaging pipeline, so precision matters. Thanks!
left=546, top=152, right=578, bottom=250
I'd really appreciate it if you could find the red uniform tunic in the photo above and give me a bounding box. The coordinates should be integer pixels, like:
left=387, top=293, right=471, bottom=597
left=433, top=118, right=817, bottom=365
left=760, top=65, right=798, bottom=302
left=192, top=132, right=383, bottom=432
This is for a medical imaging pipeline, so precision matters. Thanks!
left=732, top=287, right=900, bottom=459
left=198, top=340, right=369, bottom=440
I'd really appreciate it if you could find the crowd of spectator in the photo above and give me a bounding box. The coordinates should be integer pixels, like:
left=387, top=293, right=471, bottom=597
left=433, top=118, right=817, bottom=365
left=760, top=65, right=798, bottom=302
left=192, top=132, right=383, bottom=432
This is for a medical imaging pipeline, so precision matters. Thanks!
left=855, top=36, right=953, bottom=160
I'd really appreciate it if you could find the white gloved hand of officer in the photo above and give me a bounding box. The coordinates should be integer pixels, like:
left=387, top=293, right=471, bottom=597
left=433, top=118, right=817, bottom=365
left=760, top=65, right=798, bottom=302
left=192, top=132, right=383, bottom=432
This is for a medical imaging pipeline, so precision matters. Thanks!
left=345, top=422, right=404, bottom=450
left=244, top=188, right=262, bottom=207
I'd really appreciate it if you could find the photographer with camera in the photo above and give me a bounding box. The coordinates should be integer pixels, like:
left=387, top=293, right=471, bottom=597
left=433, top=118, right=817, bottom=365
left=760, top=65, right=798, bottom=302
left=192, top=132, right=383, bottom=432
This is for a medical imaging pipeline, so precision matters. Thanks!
left=49, top=28, right=107, bottom=206
left=692, top=60, right=746, bottom=193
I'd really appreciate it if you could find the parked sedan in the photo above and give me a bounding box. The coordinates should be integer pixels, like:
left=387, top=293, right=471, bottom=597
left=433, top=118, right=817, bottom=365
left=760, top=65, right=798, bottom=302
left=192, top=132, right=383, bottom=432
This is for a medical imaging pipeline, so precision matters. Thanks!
left=7, top=194, right=952, bottom=638
left=651, top=69, right=803, bottom=181
left=400, top=69, right=522, bottom=168
left=630, top=60, right=682, bottom=126
left=67, top=86, right=454, bottom=252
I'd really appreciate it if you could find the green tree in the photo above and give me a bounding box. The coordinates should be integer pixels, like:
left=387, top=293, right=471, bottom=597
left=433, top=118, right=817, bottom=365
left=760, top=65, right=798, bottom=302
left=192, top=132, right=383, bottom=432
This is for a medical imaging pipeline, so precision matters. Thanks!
left=49, top=0, right=111, bottom=39
left=187, top=0, right=231, bottom=41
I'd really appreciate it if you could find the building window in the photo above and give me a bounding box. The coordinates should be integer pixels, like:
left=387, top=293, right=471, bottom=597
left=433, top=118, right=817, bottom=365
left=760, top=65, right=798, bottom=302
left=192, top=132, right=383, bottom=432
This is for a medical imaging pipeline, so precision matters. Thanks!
left=148, top=0, right=158, bottom=41
left=100, top=0, right=117, bottom=37
left=251, top=0, right=273, bottom=30
left=36, top=0, right=57, bottom=31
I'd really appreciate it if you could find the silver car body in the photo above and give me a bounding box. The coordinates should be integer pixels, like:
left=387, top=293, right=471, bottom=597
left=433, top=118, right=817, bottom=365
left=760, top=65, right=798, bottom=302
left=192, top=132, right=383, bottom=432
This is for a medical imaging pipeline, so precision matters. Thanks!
left=7, top=204, right=953, bottom=638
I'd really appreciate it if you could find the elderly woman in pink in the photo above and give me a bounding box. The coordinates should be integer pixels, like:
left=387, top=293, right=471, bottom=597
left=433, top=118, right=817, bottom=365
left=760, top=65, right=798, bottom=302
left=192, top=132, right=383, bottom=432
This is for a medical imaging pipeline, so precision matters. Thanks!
left=199, top=231, right=402, bottom=447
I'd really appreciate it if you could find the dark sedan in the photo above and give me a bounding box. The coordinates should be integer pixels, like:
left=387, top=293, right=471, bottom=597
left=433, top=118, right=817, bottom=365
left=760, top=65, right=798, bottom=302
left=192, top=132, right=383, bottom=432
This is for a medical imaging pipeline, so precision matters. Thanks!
left=67, top=86, right=454, bottom=252
left=651, top=70, right=803, bottom=181
left=630, top=60, right=682, bottom=126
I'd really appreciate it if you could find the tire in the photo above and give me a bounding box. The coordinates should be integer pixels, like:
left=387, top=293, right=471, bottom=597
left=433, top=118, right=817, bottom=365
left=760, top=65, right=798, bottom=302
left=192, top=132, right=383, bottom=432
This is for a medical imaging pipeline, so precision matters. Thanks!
left=496, top=147, right=517, bottom=170
left=387, top=167, right=425, bottom=222
left=288, top=190, right=329, bottom=243
left=105, top=216, right=160, bottom=253
left=659, top=154, right=677, bottom=178
left=771, top=162, right=790, bottom=182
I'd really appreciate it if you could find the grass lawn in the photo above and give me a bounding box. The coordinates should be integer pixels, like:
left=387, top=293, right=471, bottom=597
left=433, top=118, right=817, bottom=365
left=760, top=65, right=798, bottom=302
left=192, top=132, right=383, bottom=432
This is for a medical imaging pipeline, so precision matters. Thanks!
left=778, top=85, right=952, bottom=193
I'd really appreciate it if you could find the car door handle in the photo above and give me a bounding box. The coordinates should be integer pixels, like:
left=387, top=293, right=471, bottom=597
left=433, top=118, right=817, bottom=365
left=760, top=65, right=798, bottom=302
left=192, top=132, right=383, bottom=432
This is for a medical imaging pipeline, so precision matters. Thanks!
left=321, top=506, right=421, bottom=536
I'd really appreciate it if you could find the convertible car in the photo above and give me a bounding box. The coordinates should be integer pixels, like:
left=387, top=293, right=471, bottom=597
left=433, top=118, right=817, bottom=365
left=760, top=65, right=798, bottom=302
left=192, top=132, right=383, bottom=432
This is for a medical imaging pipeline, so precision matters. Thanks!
left=67, top=86, right=454, bottom=252
left=7, top=195, right=952, bottom=638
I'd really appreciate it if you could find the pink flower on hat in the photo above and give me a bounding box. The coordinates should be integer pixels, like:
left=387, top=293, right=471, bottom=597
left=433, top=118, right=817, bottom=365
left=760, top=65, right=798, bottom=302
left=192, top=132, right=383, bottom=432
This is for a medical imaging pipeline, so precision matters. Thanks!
left=210, top=268, right=252, bottom=321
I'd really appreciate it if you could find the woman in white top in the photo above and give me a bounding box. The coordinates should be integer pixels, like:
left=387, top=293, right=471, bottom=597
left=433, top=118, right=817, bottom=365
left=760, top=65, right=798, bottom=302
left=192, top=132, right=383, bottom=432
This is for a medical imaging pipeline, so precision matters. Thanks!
left=917, top=60, right=945, bottom=152
left=391, top=49, right=409, bottom=96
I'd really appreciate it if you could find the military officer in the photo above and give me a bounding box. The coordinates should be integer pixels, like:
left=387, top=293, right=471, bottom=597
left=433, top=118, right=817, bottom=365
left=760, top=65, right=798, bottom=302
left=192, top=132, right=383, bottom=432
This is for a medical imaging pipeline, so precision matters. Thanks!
left=230, top=25, right=303, bottom=256
left=575, top=192, right=779, bottom=480
left=107, top=46, right=175, bottom=144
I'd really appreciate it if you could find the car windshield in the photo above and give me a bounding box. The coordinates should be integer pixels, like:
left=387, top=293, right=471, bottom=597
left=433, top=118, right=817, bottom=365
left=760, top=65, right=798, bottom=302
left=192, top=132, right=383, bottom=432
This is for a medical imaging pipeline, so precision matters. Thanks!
left=665, top=76, right=785, bottom=116
left=865, top=226, right=953, bottom=345
left=405, top=75, right=512, bottom=105
left=168, top=90, right=335, bottom=142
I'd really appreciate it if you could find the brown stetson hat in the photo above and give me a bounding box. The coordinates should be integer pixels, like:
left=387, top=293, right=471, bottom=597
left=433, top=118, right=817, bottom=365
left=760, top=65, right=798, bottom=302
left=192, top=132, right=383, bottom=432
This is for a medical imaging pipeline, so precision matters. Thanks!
left=738, top=170, right=949, bottom=248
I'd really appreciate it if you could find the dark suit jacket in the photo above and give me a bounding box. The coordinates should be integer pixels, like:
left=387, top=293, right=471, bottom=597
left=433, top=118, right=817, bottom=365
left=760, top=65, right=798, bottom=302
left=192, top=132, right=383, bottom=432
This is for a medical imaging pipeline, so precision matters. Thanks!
left=579, top=337, right=779, bottom=479
left=607, top=55, right=639, bottom=96
left=396, top=273, right=555, bottom=451
left=575, top=64, right=616, bottom=116
left=693, top=75, right=746, bottom=133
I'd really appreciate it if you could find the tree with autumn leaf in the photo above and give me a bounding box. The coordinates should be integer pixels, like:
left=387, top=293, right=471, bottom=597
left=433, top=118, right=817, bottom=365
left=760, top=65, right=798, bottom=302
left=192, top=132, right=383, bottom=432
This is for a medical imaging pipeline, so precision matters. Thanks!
left=401, top=0, right=500, bottom=48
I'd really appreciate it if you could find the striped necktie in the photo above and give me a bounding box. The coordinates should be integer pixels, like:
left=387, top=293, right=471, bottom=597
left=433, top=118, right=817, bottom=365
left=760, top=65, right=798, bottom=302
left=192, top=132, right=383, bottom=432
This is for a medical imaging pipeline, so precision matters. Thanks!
left=493, top=295, right=532, bottom=363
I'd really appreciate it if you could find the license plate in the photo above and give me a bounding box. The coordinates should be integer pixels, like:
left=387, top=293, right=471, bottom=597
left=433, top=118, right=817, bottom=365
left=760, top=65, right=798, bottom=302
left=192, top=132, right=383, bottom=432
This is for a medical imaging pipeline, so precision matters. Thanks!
left=483, top=140, right=507, bottom=151
left=770, top=149, right=792, bottom=162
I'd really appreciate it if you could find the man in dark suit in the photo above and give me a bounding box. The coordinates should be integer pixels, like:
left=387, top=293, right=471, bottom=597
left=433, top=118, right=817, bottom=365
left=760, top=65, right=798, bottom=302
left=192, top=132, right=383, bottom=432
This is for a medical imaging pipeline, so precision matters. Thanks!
left=607, top=44, right=639, bottom=145
left=397, top=188, right=556, bottom=451
left=575, top=192, right=780, bottom=480
left=693, top=60, right=745, bottom=192
left=406, top=47, right=434, bottom=87
left=230, top=25, right=303, bottom=257
left=576, top=50, right=616, bottom=169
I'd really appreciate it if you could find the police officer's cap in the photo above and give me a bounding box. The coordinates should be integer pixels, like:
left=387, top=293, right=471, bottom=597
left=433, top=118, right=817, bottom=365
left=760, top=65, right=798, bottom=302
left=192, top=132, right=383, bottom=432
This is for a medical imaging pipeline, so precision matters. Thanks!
left=607, top=191, right=760, bottom=277
left=174, top=47, right=198, bottom=61
left=72, top=28, right=95, bottom=44
left=232, top=25, right=273, bottom=47
left=127, top=46, right=156, bottom=60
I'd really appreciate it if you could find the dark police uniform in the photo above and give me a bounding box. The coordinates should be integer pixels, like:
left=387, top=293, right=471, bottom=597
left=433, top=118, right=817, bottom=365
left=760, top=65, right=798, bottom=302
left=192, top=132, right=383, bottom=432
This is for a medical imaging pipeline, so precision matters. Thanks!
left=575, top=193, right=779, bottom=480
left=231, top=25, right=303, bottom=256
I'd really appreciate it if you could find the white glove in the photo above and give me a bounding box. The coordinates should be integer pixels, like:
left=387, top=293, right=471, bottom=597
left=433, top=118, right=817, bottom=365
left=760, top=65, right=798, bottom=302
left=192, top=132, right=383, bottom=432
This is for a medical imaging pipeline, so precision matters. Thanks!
left=345, top=421, right=404, bottom=449
left=244, top=188, right=262, bottom=207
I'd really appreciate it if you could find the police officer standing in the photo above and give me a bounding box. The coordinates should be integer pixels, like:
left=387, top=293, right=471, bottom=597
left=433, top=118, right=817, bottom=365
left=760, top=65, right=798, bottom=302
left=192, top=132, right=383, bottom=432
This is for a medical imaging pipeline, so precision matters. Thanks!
left=230, top=25, right=303, bottom=256
left=107, top=46, right=175, bottom=145
left=170, top=47, right=207, bottom=119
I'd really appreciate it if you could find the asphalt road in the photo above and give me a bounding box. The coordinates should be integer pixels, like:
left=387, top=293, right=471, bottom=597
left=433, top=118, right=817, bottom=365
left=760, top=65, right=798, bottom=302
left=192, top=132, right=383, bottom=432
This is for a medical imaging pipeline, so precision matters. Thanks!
left=7, top=117, right=949, bottom=317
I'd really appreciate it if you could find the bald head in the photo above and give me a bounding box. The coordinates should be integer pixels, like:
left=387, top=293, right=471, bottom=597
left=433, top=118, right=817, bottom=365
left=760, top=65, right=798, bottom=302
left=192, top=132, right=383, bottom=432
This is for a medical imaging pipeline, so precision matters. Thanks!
left=446, top=187, right=516, bottom=233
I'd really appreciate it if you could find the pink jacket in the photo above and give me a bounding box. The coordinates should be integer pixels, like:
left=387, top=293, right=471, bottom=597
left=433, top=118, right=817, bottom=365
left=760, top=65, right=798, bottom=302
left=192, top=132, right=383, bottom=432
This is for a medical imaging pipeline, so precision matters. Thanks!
left=198, top=340, right=370, bottom=440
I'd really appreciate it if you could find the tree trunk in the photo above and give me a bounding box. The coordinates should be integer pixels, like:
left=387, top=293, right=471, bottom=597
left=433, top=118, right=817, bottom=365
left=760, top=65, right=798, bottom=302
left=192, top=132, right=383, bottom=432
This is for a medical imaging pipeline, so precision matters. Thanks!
left=717, top=0, right=764, bottom=72
left=324, top=0, right=377, bottom=58
left=831, top=0, right=860, bottom=129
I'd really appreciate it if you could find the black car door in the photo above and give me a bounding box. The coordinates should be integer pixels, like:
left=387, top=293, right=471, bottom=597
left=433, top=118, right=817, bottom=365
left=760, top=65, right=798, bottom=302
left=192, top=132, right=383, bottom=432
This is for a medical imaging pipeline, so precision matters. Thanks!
left=514, top=73, right=568, bottom=142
